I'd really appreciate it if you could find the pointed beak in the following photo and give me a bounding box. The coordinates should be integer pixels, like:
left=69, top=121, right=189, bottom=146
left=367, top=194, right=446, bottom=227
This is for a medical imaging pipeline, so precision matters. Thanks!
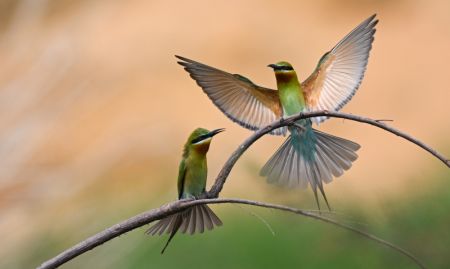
left=267, top=64, right=277, bottom=69
left=207, top=128, right=225, bottom=138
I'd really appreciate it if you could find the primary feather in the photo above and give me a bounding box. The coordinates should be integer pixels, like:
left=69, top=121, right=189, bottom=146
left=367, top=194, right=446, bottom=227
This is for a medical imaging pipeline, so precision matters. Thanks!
left=176, top=56, right=286, bottom=135
left=302, top=14, right=378, bottom=123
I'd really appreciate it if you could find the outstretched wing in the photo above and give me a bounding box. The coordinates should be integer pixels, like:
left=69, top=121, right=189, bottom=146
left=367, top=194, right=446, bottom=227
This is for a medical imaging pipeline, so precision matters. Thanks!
left=302, top=14, right=378, bottom=124
left=176, top=56, right=286, bottom=136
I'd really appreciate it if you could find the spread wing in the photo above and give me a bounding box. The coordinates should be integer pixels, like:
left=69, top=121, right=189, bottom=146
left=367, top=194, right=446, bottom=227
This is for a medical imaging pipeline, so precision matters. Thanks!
left=302, top=14, right=378, bottom=124
left=176, top=56, right=286, bottom=136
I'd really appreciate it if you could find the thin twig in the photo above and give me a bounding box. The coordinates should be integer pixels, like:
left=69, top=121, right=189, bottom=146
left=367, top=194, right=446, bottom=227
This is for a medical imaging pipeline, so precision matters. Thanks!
left=36, top=198, right=427, bottom=269
left=375, top=119, right=394, bottom=122
left=37, top=110, right=446, bottom=269
left=207, top=110, right=449, bottom=197
left=233, top=204, right=276, bottom=236
left=204, top=198, right=427, bottom=269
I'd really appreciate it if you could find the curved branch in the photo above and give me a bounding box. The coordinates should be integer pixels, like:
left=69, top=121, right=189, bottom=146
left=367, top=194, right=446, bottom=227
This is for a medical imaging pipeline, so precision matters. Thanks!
left=208, top=110, right=449, bottom=197
left=204, top=199, right=427, bottom=269
left=37, top=110, right=445, bottom=269
left=37, top=198, right=426, bottom=269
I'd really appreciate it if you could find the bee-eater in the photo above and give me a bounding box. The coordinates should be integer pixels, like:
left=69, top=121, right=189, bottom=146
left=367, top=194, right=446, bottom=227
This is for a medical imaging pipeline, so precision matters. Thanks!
left=176, top=15, right=378, bottom=210
left=146, top=128, right=224, bottom=253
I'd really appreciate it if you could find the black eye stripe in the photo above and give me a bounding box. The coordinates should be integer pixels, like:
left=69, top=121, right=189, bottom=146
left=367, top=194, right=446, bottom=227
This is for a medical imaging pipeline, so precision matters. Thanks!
left=274, top=65, right=293, bottom=71
left=191, top=134, right=209, bottom=144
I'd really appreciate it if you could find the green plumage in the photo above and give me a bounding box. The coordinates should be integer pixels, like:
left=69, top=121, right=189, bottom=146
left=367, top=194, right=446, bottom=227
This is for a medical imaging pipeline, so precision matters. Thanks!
left=261, top=62, right=360, bottom=210
left=147, top=128, right=224, bottom=253
left=178, top=128, right=210, bottom=199
left=176, top=14, right=377, bottom=210
left=274, top=62, right=306, bottom=116
left=274, top=62, right=317, bottom=162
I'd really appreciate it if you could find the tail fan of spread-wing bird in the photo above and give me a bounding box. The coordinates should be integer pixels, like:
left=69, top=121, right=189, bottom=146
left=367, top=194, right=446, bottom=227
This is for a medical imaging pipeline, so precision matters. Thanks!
left=260, top=126, right=360, bottom=210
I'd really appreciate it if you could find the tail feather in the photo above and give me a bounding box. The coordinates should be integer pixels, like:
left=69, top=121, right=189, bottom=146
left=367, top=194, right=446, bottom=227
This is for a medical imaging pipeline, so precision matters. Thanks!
left=313, top=161, right=331, bottom=210
left=316, top=142, right=343, bottom=178
left=200, top=206, right=213, bottom=230
left=166, top=213, right=178, bottom=234
left=297, top=152, right=308, bottom=189
left=260, top=127, right=360, bottom=210
left=195, top=206, right=205, bottom=233
left=204, top=205, right=223, bottom=226
left=188, top=206, right=197, bottom=235
left=279, top=143, right=294, bottom=187
left=146, top=216, right=169, bottom=236
left=200, top=205, right=216, bottom=230
left=265, top=137, right=290, bottom=185
left=161, top=215, right=183, bottom=254
left=314, top=146, right=333, bottom=183
left=146, top=204, right=222, bottom=253
left=179, top=209, right=191, bottom=234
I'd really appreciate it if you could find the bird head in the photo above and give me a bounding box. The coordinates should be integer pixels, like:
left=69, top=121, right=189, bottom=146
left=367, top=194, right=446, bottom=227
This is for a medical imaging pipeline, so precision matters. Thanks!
left=184, top=128, right=225, bottom=156
left=268, top=61, right=298, bottom=84
left=268, top=61, right=294, bottom=72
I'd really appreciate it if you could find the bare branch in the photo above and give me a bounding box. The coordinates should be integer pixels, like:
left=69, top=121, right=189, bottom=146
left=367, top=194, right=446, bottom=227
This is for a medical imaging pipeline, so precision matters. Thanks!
left=37, top=110, right=446, bottom=269
left=208, top=110, right=449, bottom=197
left=37, top=198, right=426, bottom=269
left=204, top=199, right=427, bottom=269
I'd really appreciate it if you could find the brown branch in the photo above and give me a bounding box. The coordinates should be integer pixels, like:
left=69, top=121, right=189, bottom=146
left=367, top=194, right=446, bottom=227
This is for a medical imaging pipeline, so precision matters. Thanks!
left=36, top=198, right=426, bottom=269
left=203, top=199, right=427, bottom=269
left=37, top=110, right=446, bottom=269
left=208, top=110, right=449, bottom=197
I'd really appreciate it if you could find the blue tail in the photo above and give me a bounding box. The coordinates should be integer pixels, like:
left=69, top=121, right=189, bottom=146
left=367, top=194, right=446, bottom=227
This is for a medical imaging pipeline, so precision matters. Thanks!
left=260, top=125, right=360, bottom=210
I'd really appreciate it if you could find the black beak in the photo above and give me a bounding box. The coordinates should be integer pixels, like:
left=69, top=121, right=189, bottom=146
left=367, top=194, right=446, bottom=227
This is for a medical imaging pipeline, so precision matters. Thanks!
left=267, top=64, right=278, bottom=69
left=207, top=128, right=225, bottom=138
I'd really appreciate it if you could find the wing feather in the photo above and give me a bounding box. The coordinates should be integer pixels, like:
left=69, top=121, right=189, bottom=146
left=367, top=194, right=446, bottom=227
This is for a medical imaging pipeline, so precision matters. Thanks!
left=302, top=14, right=378, bottom=124
left=176, top=56, right=286, bottom=135
left=177, top=159, right=186, bottom=199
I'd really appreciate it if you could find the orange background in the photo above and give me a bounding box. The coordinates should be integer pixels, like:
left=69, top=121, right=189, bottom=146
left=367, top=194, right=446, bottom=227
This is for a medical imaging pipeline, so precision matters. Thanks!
left=0, top=0, right=449, bottom=267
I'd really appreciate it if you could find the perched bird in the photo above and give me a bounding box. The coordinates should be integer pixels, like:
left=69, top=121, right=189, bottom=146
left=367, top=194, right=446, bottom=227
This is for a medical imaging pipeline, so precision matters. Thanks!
left=176, top=14, right=378, bottom=210
left=146, top=128, right=224, bottom=253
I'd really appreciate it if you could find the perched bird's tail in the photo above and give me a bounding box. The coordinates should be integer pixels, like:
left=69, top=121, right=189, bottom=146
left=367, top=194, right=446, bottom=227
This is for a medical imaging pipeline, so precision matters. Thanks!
left=146, top=204, right=222, bottom=254
left=260, top=126, right=360, bottom=210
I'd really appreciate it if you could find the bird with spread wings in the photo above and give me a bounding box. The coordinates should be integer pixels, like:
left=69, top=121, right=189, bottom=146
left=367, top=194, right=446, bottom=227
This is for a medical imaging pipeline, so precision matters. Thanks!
left=176, top=15, right=378, bottom=209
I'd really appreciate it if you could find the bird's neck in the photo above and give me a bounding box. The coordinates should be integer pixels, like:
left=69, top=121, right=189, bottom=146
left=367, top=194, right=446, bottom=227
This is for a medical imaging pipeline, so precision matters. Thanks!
left=190, top=143, right=210, bottom=158
left=183, top=139, right=211, bottom=159
left=275, top=71, right=306, bottom=116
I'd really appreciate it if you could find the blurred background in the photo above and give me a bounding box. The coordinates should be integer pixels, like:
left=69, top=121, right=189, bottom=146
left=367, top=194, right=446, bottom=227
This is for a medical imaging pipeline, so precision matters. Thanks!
left=0, top=0, right=449, bottom=268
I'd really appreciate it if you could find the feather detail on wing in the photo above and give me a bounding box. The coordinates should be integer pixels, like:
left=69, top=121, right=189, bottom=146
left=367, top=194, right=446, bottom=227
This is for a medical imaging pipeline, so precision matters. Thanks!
left=302, top=14, right=378, bottom=124
left=176, top=55, right=286, bottom=135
